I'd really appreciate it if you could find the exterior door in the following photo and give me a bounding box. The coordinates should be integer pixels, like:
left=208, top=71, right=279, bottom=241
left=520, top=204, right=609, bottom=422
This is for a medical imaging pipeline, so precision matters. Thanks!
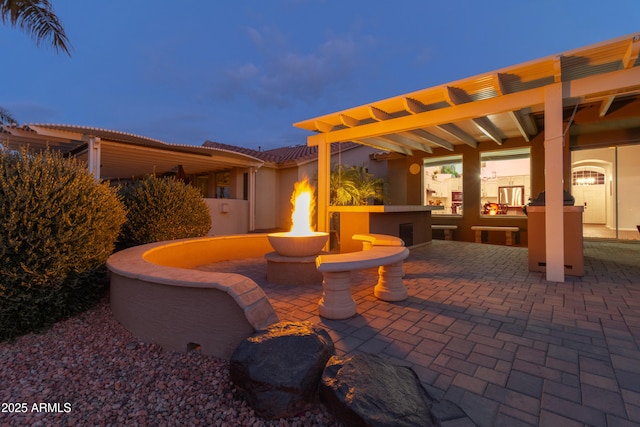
left=572, top=184, right=606, bottom=224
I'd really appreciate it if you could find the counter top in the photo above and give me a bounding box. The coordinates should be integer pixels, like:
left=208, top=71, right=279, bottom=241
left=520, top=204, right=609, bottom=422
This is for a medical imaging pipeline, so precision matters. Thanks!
left=328, top=205, right=444, bottom=213
left=527, top=206, right=584, bottom=213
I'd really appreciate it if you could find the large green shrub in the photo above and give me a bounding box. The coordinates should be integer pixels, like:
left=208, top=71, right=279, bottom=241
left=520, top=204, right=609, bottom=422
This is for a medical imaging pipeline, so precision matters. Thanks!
left=0, top=148, right=126, bottom=341
left=118, top=175, right=211, bottom=247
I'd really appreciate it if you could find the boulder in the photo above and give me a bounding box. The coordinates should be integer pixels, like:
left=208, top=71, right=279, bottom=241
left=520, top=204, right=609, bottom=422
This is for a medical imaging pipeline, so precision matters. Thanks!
left=320, top=354, right=473, bottom=427
left=230, top=321, right=335, bottom=419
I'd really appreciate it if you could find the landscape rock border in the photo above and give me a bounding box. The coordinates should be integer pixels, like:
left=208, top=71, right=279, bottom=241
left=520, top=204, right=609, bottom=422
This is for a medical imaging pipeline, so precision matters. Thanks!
left=230, top=321, right=476, bottom=426
left=230, top=321, right=335, bottom=419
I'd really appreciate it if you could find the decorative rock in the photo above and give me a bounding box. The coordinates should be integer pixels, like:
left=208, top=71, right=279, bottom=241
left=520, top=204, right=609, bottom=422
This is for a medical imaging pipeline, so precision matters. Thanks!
left=320, top=354, right=473, bottom=427
left=230, top=321, right=335, bottom=419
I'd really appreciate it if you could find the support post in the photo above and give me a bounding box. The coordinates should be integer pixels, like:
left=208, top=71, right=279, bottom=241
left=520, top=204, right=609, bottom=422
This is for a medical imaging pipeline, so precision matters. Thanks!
left=249, top=167, right=256, bottom=232
left=88, top=137, right=101, bottom=180
left=316, top=139, right=331, bottom=234
left=544, top=84, right=565, bottom=282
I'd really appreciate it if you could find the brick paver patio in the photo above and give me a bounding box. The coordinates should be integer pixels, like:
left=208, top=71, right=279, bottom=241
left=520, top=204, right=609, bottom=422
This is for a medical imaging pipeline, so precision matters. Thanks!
left=203, top=240, right=640, bottom=427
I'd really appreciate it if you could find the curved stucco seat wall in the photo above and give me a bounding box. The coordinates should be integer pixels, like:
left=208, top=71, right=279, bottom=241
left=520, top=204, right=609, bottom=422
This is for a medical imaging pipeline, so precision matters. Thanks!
left=106, top=234, right=279, bottom=359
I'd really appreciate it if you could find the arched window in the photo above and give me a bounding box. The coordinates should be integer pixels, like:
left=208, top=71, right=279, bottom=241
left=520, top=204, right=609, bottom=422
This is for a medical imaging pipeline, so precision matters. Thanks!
left=572, top=170, right=605, bottom=185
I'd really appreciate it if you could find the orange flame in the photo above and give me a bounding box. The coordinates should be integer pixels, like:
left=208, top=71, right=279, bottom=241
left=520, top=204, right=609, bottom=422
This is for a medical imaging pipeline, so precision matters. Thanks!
left=289, top=178, right=315, bottom=236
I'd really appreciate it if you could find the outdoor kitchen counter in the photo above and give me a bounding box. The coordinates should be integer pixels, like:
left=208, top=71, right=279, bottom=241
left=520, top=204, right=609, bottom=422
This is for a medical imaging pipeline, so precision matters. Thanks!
left=527, top=205, right=585, bottom=276
left=328, top=205, right=444, bottom=253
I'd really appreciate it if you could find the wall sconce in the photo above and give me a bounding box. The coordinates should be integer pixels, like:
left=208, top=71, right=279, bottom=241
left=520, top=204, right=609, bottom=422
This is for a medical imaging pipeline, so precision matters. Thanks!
left=220, top=203, right=229, bottom=213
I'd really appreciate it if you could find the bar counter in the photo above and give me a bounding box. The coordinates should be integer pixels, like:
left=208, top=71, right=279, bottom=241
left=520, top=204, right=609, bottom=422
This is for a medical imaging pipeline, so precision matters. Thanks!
left=328, top=205, right=444, bottom=252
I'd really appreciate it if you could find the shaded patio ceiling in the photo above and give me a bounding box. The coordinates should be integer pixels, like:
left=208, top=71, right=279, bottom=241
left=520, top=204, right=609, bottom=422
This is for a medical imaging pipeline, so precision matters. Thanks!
left=294, top=33, right=640, bottom=154
left=0, top=124, right=263, bottom=179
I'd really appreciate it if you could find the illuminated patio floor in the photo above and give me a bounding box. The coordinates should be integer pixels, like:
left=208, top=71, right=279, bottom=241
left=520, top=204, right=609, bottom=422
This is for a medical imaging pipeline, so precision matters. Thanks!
left=200, top=240, right=640, bottom=427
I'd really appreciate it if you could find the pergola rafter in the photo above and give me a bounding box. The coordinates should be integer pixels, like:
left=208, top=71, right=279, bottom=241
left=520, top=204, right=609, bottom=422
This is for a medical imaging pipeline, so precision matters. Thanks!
left=339, top=113, right=413, bottom=155
left=369, top=106, right=449, bottom=151
left=403, top=97, right=478, bottom=148
left=600, top=36, right=640, bottom=117
left=443, top=86, right=504, bottom=145
left=492, top=73, right=534, bottom=142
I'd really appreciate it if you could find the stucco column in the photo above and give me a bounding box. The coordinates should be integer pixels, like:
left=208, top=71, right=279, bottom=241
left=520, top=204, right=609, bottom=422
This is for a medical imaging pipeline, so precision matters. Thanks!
left=249, top=167, right=257, bottom=232
left=544, top=84, right=565, bottom=282
left=317, top=139, right=331, bottom=234
left=88, top=137, right=101, bottom=180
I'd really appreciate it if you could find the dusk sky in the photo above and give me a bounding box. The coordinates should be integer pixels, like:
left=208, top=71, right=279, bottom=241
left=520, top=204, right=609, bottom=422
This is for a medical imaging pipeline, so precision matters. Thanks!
left=1, top=1, right=638, bottom=151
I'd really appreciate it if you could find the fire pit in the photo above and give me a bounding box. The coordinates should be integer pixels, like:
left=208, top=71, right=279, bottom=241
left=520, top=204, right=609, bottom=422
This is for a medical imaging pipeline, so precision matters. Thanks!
left=266, top=178, right=328, bottom=285
left=267, top=231, right=328, bottom=257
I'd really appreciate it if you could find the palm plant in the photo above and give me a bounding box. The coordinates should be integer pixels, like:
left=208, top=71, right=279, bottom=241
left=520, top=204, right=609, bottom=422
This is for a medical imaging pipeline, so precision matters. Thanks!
left=1, top=0, right=71, bottom=55
left=330, top=164, right=387, bottom=206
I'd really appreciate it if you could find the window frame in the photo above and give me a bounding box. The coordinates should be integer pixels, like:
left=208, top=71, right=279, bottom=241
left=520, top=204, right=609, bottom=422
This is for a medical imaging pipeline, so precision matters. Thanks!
left=479, top=148, right=531, bottom=218
left=423, top=155, right=464, bottom=216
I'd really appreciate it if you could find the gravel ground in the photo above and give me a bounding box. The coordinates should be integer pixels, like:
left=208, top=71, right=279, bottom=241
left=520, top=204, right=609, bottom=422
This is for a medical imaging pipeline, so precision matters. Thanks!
left=0, top=298, right=342, bottom=427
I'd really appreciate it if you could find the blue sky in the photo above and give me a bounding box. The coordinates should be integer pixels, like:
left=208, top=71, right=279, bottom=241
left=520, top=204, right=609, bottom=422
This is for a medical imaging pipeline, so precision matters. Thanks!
left=1, top=1, right=638, bottom=150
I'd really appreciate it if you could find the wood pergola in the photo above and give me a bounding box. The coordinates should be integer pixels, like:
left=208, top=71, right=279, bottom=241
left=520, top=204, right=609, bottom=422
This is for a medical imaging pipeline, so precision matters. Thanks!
left=294, top=33, right=640, bottom=282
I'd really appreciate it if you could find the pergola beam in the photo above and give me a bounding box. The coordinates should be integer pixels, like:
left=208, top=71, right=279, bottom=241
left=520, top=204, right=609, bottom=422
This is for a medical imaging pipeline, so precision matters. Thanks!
left=600, top=36, right=640, bottom=117
left=370, top=106, right=452, bottom=151
left=340, top=113, right=413, bottom=155
left=309, top=86, right=546, bottom=146
left=569, top=65, right=640, bottom=98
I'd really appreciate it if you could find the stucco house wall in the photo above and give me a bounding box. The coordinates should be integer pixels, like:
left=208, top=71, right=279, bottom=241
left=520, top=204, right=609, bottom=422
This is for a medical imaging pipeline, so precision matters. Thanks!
left=217, top=142, right=389, bottom=232
left=203, top=198, right=250, bottom=236
left=275, top=167, right=300, bottom=231
left=254, top=167, right=278, bottom=231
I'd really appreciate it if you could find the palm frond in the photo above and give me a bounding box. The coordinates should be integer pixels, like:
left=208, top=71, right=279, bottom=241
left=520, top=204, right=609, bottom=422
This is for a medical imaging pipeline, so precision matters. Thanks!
left=329, top=163, right=387, bottom=206
left=1, top=0, right=71, bottom=55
